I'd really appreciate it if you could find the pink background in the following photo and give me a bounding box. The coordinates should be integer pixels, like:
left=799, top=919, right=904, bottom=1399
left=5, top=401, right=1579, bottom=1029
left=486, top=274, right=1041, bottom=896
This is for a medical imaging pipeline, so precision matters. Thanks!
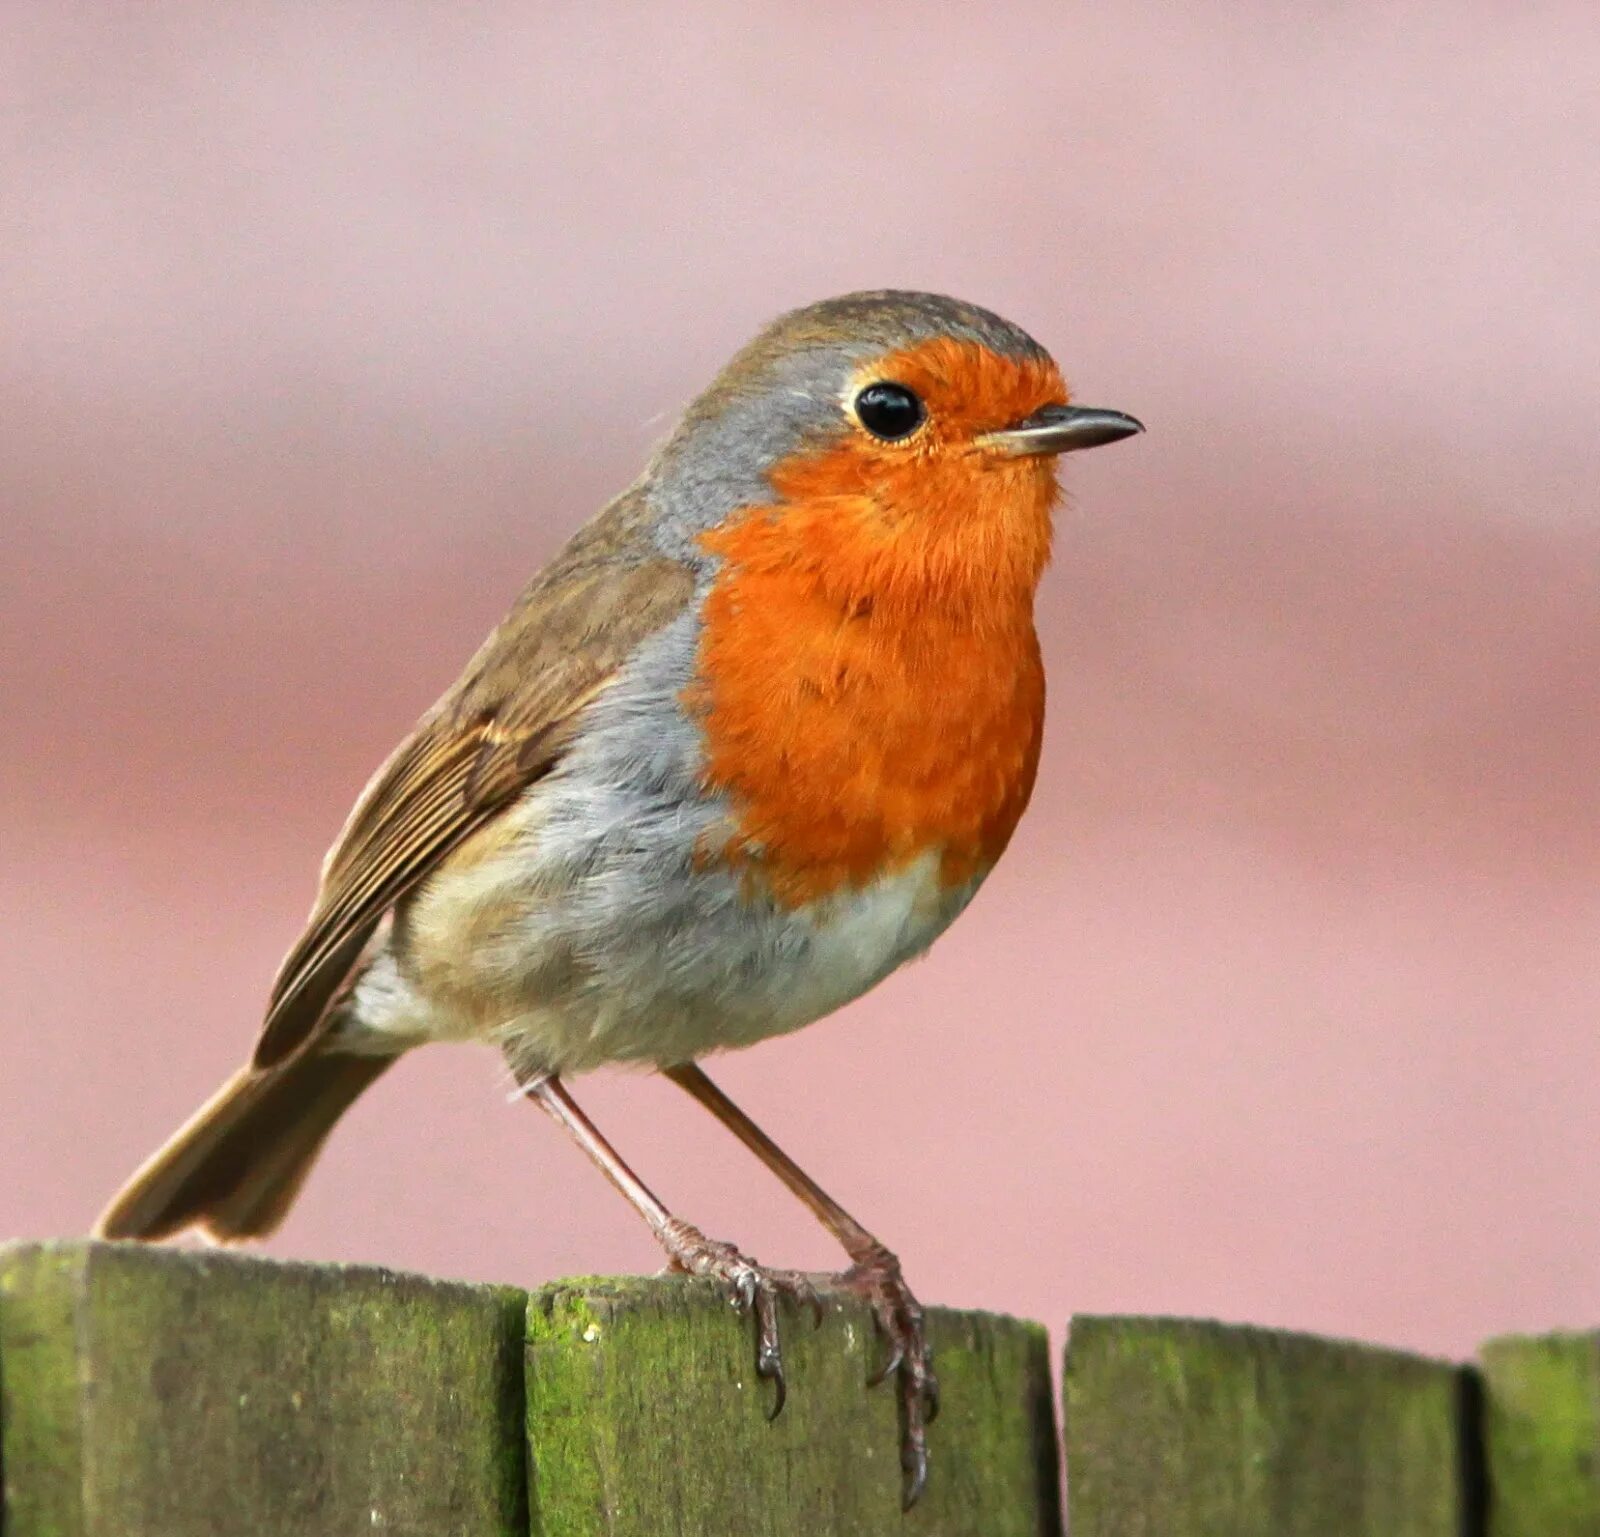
left=4, top=3, right=1597, bottom=1363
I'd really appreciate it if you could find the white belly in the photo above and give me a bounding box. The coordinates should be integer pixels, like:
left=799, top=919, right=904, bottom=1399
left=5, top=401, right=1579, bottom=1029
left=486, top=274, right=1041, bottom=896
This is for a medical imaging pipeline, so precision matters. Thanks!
left=346, top=830, right=979, bottom=1076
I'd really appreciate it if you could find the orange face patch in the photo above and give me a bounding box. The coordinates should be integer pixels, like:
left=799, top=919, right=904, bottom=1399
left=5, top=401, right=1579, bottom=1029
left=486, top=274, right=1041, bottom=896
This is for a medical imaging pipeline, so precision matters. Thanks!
left=687, top=339, right=1061, bottom=907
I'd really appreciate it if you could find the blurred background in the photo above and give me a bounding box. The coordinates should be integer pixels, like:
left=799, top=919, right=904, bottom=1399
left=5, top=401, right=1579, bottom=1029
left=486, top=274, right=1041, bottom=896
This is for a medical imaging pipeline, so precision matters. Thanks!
left=4, top=3, right=1597, bottom=1362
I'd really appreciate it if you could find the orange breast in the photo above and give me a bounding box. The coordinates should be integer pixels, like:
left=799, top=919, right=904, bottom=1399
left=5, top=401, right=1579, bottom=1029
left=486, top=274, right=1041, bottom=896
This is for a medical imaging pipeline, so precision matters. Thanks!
left=687, top=388, right=1055, bottom=908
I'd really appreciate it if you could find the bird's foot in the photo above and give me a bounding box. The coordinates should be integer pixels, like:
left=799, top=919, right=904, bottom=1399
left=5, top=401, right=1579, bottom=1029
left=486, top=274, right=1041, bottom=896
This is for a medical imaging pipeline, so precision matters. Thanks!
left=657, top=1217, right=823, bottom=1419
left=833, top=1242, right=938, bottom=1509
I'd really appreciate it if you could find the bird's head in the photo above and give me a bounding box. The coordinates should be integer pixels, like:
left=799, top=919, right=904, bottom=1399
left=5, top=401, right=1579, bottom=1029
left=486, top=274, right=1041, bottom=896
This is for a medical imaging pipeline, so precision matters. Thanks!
left=652, top=290, right=1141, bottom=610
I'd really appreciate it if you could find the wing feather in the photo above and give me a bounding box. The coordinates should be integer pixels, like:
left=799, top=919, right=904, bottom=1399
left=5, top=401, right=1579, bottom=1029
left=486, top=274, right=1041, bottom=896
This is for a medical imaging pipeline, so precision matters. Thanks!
left=252, top=515, right=695, bottom=1068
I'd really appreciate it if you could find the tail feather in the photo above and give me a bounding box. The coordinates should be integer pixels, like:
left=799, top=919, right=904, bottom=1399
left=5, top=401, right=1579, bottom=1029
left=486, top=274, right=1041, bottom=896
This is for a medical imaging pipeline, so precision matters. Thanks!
left=96, top=1053, right=394, bottom=1243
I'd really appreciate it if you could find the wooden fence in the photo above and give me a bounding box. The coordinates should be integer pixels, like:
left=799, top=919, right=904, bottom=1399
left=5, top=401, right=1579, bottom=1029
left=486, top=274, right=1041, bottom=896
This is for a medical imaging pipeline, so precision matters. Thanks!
left=0, top=1240, right=1590, bottom=1533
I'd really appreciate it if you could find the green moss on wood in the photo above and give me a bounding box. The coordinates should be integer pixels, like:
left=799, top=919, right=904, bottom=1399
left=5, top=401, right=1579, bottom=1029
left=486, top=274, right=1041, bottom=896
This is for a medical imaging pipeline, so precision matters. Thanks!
left=1480, top=1331, right=1600, bottom=1536
left=1063, top=1315, right=1465, bottom=1536
left=4, top=1243, right=1502, bottom=1535
left=0, top=1240, right=527, bottom=1537
left=523, top=1275, right=1061, bottom=1536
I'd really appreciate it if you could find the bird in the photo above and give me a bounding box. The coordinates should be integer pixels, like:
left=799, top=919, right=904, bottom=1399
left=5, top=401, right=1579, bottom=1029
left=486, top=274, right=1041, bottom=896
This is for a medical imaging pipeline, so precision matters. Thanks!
left=96, top=289, right=1141, bottom=1506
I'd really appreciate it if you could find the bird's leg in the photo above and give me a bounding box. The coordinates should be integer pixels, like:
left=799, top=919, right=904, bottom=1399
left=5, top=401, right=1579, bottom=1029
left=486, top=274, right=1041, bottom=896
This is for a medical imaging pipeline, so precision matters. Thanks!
left=520, top=1071, right=818, bottom=1417
left=664, top=1062, right=937, bottom=1509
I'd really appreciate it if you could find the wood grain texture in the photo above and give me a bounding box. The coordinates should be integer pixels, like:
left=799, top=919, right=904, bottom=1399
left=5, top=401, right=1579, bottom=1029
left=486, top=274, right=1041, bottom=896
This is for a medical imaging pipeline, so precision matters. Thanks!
left=0, top=1241, right=526, bottom=1537
left=1479, top=1331, right=1600, bottom=1537
left=523, top=1276, right=1062, bottom=1537
left=1062, top=1316, right=1468, bottom=1537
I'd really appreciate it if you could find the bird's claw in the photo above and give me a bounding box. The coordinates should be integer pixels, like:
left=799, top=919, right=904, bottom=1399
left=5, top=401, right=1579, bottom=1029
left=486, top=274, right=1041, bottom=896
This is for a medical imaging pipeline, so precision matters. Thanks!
left=658, top=1219, right=819, bottom=1421
left=658, top=1219, right=934, bottom=1504
left=866, top=1327, right=905, bottom=1388
left=835, top=1245, right=938, bottom=1509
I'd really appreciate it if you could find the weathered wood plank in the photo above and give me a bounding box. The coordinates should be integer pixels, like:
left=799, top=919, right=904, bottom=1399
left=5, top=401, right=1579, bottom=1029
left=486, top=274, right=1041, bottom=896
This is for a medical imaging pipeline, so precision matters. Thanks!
left=1480, top=1331, right=1600, bottom=1536
left=523, top=1276, right=1061, bottom=1536
left=1063, top=1315, right=1467, bottom=1536
left=0, top=1240, right=526, bottom=1537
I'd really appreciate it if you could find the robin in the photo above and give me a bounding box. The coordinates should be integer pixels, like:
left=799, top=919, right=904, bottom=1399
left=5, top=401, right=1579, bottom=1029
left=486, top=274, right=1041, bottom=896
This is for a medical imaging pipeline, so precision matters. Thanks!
left=97, top=290, right=1141, bottom=1505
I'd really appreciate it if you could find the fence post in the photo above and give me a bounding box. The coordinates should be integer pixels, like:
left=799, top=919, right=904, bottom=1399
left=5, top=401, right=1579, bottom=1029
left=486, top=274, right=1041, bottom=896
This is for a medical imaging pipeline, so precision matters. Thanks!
left=523, top=1276, right=1062, bottom=1535
left=1479, top=1331, right=1600, bottom=1536
left=1062, top=1315, right=1470, bottom=1536
left=0, top=1240, right=527, bottom=1537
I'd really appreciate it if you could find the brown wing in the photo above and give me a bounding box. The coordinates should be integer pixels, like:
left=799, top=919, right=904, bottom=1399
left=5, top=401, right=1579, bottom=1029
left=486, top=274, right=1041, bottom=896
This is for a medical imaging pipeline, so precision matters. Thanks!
left=252, top=507, right=695, bottom=1069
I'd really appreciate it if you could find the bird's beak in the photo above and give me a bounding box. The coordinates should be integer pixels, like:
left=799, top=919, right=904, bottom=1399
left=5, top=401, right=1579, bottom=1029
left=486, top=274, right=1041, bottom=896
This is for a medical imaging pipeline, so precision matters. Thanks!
left=980, top=403, right=1145, bottom=457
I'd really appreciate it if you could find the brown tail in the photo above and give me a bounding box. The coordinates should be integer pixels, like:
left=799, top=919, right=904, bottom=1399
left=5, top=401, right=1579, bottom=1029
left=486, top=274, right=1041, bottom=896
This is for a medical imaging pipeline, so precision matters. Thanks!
left=95, top=1051, right=395, bottom=1243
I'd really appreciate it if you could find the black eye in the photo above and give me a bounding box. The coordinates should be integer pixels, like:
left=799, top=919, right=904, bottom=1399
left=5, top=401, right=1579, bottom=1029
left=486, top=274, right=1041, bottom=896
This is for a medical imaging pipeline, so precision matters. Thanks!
left=853, top=382, right=925, bottom=441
